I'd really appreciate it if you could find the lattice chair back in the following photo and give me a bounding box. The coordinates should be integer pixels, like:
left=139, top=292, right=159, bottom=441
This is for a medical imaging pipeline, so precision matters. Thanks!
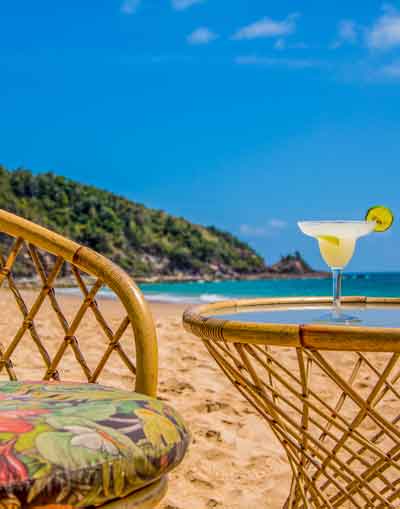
left=0, top=209, right=158, bottom=396
left=184, top=304, right=400, bottom=508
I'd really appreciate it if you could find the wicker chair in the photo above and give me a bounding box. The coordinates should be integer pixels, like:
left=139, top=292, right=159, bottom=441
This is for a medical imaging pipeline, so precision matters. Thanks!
left=0, top=209, right=189, bottom=509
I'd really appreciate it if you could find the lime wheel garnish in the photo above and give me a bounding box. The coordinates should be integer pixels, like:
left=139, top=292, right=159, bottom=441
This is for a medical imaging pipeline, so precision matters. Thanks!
left=365, top=206, right=394, bottom=232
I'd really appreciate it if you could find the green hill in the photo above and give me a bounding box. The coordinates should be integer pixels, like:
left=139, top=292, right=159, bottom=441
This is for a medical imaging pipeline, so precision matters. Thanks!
left=0, top=166, right=267, bottom=279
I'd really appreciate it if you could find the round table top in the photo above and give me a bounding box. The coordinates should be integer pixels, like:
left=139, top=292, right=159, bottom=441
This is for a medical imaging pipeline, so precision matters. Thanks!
left=182, top=296, right=400, bottom=352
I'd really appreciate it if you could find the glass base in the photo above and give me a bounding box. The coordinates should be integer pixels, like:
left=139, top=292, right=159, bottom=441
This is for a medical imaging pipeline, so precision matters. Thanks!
left=313, top=311, right=362, bottom=324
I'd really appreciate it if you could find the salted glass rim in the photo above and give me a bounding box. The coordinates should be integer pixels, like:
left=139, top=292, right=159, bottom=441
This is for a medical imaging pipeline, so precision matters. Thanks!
left=297, top=220, right=377, bottom=238
left=297, top=220, right=376, bottom=225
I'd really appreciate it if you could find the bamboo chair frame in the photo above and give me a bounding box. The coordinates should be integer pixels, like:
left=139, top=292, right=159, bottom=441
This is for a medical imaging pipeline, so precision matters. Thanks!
left=0, top=209, right=165, bottom=508
left=183, top=296, right=400, bottom=509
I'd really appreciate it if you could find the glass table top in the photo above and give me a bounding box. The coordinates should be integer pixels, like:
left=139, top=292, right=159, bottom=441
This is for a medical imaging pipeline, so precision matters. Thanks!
left=213, top=305, right=400, bottom=328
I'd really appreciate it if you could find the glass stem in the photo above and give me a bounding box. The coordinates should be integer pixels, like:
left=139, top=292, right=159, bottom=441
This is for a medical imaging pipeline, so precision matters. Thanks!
left=332, top=268, right=342, bottom=314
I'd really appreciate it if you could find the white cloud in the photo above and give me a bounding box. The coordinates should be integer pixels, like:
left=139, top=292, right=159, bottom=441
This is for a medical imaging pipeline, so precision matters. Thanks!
left=240, top=220, right=287, bottom=238
left=187, top=27, right=218, bottom=45
left=274, top=38, right=286, bottom=50
left=367, top=4, right=400, bottom=49
left=338, top=20, right=358, bottom=43
left=269, top=219, right=287, bottom=229
left=331, top=20, right=358, bottom=48
left=275, top=40, right=309, bottom=50
left=121, top=0, right=141, bottom=14
left=236, top=55, right=325, bottom=70
left=240, top=225, right=268, bottom=237
left=172, top=0, right=203, bottom=11
left=232, top=14, right=299, bottom=40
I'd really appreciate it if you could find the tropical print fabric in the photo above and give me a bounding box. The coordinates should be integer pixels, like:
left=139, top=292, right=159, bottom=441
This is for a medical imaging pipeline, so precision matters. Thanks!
left=0, top=381, right=189, bottom=508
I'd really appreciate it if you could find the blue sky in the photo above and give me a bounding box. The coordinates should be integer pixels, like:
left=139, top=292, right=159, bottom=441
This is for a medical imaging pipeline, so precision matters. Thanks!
left=1, top=1, right=400, bottom=271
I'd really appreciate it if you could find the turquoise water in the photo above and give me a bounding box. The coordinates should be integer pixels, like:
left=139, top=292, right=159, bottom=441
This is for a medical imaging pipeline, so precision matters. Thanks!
left=138, top=273, right=400, bottom=304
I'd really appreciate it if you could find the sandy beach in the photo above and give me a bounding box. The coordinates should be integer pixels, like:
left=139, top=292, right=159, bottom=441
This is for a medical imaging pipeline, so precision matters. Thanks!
left=151, top=302, right=290, bottom=509
left=0, top=289, right=290, bottom=509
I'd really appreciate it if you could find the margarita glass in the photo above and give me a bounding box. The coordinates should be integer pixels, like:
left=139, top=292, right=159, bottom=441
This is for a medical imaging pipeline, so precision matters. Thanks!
left=298, top=221, right=376, bottom=323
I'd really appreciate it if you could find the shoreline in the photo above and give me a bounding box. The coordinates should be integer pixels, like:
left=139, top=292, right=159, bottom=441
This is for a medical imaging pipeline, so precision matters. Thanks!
left=12, top=272, right=330, bottom=289
left=135, top=271, right=330, bottom=283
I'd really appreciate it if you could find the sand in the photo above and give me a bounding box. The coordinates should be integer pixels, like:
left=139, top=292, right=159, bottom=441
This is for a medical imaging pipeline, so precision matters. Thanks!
left=0, top=289, right=290, bottom=509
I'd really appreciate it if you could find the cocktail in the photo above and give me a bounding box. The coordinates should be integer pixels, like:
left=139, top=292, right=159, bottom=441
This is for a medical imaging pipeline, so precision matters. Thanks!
left=298, top=207, right=394, bottom=323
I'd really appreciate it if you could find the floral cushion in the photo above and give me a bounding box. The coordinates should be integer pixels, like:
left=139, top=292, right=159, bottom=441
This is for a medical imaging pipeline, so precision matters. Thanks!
left=0, top=381, right=189, bottom=508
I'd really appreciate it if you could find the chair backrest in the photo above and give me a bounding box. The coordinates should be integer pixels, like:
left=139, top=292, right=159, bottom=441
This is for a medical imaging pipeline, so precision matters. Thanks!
left=0, top=209, right=158, bottom=396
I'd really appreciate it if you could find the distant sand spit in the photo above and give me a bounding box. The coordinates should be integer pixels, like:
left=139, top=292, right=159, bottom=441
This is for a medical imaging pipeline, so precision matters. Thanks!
left=0, top=289, right=289, bottom=508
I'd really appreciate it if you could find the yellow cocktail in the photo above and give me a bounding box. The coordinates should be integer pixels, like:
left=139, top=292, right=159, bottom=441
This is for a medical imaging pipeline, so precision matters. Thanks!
left=298, top=221, right=376, bottom=269
left=298, top=221, right=376, bottom=322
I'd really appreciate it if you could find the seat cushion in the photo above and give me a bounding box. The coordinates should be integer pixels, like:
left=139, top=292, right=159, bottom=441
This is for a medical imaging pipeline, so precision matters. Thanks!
left=0, top=381, right=189, bottom=508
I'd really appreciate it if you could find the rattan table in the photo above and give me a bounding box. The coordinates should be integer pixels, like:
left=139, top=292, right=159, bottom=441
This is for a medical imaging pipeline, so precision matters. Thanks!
left=183, top=296, right=400, bottom=508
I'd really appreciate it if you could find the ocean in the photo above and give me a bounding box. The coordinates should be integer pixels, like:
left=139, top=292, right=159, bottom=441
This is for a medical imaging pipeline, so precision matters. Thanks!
left=135, top=272, right=400, bottom=304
